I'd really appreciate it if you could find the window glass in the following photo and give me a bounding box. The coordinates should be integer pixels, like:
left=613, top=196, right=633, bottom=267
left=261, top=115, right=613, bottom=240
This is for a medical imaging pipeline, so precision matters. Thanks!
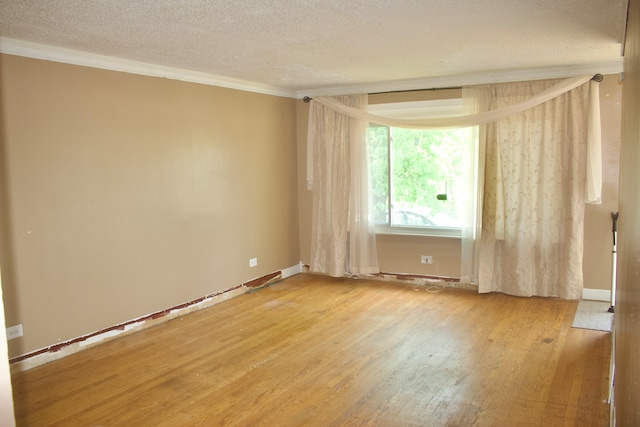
left=368, top=100, right=475, bottom=236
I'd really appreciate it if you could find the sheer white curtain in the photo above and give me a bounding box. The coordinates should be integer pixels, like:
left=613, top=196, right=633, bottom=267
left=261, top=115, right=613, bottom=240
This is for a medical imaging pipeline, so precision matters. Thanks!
left=307, top=94, right=379, bottom=277
left=307, top=76, right=601, bottom=297
left=460, top=92, right=484, bottom=285
left=474, top=80, right=599, bottom=299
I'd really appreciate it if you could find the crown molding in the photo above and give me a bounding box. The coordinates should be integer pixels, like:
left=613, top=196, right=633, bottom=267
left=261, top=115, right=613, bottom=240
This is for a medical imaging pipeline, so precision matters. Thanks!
left=297, top=60, right=624, bottom=98
left=0, top=38, right=623, bottom=101
left=0, top=37, right=297, bottom=98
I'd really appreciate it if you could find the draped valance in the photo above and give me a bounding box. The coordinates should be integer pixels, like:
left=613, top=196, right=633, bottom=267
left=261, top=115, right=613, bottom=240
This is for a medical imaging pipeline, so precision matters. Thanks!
left=307, top=75, right=601, bottom=203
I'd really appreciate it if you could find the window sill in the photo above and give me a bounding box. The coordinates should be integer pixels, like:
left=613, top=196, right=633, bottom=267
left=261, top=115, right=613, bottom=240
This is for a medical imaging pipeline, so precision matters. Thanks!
left=374, top=226, right=462, bottom=239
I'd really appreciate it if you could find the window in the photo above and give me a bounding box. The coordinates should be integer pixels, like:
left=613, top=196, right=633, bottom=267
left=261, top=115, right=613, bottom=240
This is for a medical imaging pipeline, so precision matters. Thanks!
left=368, top=99, right=476, bottom=237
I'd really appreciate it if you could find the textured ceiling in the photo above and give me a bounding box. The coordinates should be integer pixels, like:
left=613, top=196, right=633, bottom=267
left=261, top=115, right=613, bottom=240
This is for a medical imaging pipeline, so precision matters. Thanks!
left=0, top=0, right=629, bottom=95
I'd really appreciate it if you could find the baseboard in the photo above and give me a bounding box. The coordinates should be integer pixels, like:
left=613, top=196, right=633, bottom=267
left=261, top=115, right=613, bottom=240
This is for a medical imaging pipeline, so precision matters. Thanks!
left=282, top=262, right=304, bottom=279
left=583, top=288, right=611, bottom=302
left=9, top=263, right=303, bottom=373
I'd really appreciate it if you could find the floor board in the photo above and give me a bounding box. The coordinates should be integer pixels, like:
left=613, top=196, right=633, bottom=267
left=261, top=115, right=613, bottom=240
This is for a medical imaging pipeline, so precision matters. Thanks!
left=11, top=274, right=611, bottom=426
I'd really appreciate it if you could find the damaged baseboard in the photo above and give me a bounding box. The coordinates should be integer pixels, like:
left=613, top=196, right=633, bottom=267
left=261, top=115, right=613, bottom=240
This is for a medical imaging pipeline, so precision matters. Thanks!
left=10, top=262, right=304, bottom=373
left=364, top=271, right=477, bottom=291
left=300, top=265, right=474, bottom=291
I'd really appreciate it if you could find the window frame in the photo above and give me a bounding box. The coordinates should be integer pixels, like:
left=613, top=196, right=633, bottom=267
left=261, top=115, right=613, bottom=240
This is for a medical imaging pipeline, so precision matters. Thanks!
left=368, top=98, right=470, bottom=238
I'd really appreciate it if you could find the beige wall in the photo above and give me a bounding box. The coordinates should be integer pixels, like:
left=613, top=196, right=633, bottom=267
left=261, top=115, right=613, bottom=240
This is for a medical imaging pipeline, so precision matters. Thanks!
left=615, top=0, right=640, bottom=422
left=0, top=54, right=300, bottom=358
left=297, top=78, right=622, bottom=285
left=0, top=79, right=16, bottom=423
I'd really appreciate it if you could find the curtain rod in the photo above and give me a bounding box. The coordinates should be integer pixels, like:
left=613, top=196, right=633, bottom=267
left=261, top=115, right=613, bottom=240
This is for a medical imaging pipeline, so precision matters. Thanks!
left=302, top=87, right=457, bottom=103
left=302, top=74, right=603, bottom=103
left=369, top=85, right=462, bottom=96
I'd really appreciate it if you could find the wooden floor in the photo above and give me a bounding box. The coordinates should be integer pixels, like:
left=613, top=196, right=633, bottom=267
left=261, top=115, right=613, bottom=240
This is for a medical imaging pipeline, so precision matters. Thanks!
left=11, top=274, right=611, bottom=426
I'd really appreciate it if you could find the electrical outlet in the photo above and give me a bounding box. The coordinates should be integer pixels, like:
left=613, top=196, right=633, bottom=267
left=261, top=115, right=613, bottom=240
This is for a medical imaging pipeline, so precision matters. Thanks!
left=249, top=257, right=258, bottom=268
left=421, top=255, right=433, bottom=264
left=6, top=324, right=23, bottom=340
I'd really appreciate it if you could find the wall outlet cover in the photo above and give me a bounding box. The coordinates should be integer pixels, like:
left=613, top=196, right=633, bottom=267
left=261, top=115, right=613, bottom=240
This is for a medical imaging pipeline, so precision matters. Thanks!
left=6, top=324, right=23, bottom=340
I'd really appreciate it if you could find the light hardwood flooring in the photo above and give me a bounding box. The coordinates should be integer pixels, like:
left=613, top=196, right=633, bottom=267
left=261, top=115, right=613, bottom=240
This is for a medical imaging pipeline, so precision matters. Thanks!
left=11, top=273, right=611, bottom=426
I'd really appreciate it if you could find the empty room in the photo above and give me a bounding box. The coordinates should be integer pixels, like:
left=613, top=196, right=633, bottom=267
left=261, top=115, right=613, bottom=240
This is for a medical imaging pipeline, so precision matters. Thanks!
left=0, top=1, right=639, bottom=426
